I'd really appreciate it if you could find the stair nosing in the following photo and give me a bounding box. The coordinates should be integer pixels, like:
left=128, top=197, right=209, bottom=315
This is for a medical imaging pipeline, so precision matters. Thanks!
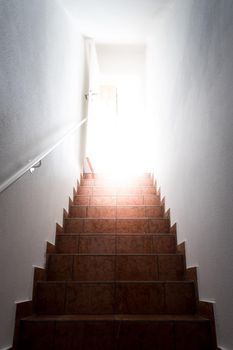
left=70, top=204, right=163, bottom=208
left=36, top=280, right=194, bottom=285
left=65, top=217, right=168, bottom=220
left=21, top=314, right=210, bottom=322
left=74, top=194, right=159, bottom=197
left=47, top=253, right=183, bottom=256
left=57, top=232, right=174, bottom=235
left=56, top=233, right=175, bottom=236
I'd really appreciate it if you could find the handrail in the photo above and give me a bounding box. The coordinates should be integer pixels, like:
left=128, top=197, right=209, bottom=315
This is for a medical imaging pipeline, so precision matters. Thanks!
left=0, top=118, right=87, bottom=194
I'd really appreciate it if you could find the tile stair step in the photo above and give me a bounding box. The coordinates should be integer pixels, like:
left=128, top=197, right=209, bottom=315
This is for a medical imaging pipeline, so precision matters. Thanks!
left=55, top=234, right=177, bottom=254
left=64, top=218, right=170, bottom=234
left=58, top=231, right=173, bottom=236
left=19, top=315, right=213, bottom=350
left=74, top=194, right=161, bottom=206
left=80, top=178, right=154, bottom=186
left=35, top=281, right=197, bottom=315
left=77, top=186, right=157, bottom=196
left=78, top=184, right=156, bottom=187
left=21, top=313, right=211, bottom=321
left=82, top=173, right=152, bottom=179
left=57, top=232, right=173, bottom=237
left=46, top=253, right=185, bottom=282
left=69, top=205, right=164, bottom=218
left=48, top=253, right=183, bottom=256
left=80, top=174, right=154, bottom=182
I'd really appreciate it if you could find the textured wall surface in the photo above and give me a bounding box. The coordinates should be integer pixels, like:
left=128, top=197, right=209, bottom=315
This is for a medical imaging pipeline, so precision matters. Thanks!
left=0, top=0, right=86, bottom=186
left=0, top=0, right=87, bottom=348
left=146, top=1, right=233, bottom=348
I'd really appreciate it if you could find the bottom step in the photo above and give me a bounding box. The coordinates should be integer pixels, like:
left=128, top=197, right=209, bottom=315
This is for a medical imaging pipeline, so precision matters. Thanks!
left=18, top=314, right=214, bottom=350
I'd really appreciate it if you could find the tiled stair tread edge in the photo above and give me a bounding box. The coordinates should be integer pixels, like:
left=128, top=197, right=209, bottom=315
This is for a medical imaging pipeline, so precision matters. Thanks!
left=79, top=183, right=153, bottom=186
left=57, top=232, right=174, bottom=235
left=81, top=185, right=156, bottom=187
left=56, top=233, right=175, bottom=236
left=69, top=214, right=165, bottom=218
left=70, top=205, right=163, bottom=208
left=65, top=217, right=168, bottom=220
left=82, top=174, right=152, bottom=177
left=78, top=183, right=155, bottom=189
left=82, top=173, right=151, bottom=176
left=75, top=194, right=158, bottom=197
left=77, top=193, right=158, bottom=196
left=77, top=188, right=157, bottom=191
left=36, top=281, right=193, bottom=285
left=22, top=314, right=209, bottom=322
left=75, top=194, right=159, bottom=197
left=42, top=280, right=192, bottom=283
left=47, top=253, right=183, bottom=256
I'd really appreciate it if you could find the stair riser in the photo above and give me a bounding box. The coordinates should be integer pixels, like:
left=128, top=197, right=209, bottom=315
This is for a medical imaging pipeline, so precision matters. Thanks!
left=77, top=187, right=157, bottom=196
left=46, top=254, right=185, bottom=282
left=19, top=320, right=213, bottom=350
left=56, top=235, right=177, bottom=254
left=35, top=282, right=196, bottom=315
left=80, top=178, right=153, bottom=186
left=64, top=219, right=170, bottom=234
left=82, top=173, right=152, bottom=179
left=70, top=206, right=164, bottom=218
left=74, top=195, right=161, bottom=206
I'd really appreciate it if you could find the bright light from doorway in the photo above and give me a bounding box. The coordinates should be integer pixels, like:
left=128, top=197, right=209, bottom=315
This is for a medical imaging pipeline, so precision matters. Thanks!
left=86, top=81, right=152, bottom=182
left=85, top=45, right=152, bottom=180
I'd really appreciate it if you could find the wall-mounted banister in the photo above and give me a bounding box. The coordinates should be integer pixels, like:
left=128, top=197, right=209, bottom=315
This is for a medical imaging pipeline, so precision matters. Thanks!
left=0, top=118, right=87, bottom=194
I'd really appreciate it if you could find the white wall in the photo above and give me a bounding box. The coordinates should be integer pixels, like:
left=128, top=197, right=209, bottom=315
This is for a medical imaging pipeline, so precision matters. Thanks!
left=146, top=0, right=233, bottom=348
left=0, top=132, right=85, bottom=349
left=97, top=44, right=145, bottom=77
left=0, top=0, right=87, bottom=348
left=0, top=0, right=87, bottom=187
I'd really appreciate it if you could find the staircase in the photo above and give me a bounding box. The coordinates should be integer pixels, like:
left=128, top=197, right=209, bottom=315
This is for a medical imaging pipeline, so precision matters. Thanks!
left=15, top=172, right=217, bottom=349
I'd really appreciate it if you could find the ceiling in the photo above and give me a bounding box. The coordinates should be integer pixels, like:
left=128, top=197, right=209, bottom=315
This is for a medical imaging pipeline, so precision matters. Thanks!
left=60, top=0, right=173, bottom=44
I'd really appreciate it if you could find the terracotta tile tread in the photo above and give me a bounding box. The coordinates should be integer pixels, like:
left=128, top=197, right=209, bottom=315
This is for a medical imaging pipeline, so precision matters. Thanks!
left=47, top=253, right=182, bottom=257
left=41, top=280, right=189, bottom=284
left=71, top=205, right=163, bottom=208
left=37, top=281, right=192, bottom=285
left=74, top=195, right=161, bottom=206
left=77, top=189, right=157, bottom=195
left=23, top=314, right=209, bottom=322
left=79, top=187, right=155, bottom=189
left=57, top=233, right=174, bottom=236
left=69, top=217, right=166, bottom=220
left=81, top=181, right=154, bottom=186
left=75, top=195, right=159, bottom=197
left=64, top=218, right=170, bottom=234
left=78, top=186, right=155, bottom=188
left=83, top=173, right=152, bottom=177
left=58, top=232, right=173, bottom=235
left=65, top=217, right=168, bottom=220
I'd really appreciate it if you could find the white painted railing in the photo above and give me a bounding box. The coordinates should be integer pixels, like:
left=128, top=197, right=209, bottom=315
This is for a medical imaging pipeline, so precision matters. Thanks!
left=0, top=118, right=87, bottom=194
